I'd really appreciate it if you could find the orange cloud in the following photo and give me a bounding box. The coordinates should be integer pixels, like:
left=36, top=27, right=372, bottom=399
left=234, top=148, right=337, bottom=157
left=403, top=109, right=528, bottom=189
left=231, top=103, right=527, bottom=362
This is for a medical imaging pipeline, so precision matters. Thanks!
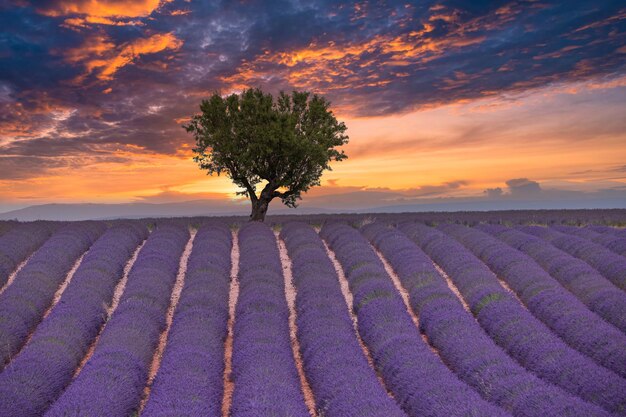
left=221, top=28, right=482, bottom=96
left=170, top=9, right=191, bottom=16
left=61, top=16, right=144, bottom=28
left=37, top=0, right=171, bottom=27
left=220, top=6, right=513, bottom=103
left=38, top=0, right=162, bottom=18
left=64, top=32, right=183, bottom=82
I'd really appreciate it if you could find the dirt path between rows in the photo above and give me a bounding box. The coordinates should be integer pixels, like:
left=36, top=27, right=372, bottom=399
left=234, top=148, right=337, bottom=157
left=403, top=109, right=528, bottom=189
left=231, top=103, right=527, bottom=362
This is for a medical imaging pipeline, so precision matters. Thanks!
left=138, top=229, right=196, bottom=412
left=276, top=231, right=318, bottom=417
left=0, top=254, right=34, bottom=296
left=320, top=238, right=396, bottom=401
left=73, top=239, right=146, bottom=378
left=432, top=262, right=472, bottom=313
left=222, top=230, right=240, bottom=417
left=371, top=245, right=442, bottom=357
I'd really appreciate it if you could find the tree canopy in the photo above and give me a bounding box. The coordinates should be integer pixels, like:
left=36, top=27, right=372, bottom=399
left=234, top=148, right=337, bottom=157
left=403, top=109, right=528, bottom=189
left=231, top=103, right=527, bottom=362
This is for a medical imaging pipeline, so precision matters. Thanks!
left=185, top=88, right=349, bottom=221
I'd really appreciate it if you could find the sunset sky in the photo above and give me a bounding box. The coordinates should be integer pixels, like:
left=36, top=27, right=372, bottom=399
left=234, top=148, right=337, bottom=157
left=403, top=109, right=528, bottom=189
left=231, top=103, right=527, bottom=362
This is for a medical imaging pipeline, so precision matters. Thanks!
left=1, top=0, right=625, bottom=214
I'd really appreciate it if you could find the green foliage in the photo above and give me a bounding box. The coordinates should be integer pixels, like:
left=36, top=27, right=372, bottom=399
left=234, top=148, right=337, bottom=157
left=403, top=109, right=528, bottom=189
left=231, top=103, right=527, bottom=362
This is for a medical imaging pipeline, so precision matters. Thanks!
left=184, top=88, right=349, bottom=219
left=474, top=292, right=504, bottom=315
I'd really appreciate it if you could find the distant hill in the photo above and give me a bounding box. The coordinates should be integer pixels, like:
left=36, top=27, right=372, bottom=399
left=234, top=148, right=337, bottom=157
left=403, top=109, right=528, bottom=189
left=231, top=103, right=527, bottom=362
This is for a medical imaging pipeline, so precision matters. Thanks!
left=0, top=190, right=624, bottom=221
left=0, top=201, right=332, bottom=221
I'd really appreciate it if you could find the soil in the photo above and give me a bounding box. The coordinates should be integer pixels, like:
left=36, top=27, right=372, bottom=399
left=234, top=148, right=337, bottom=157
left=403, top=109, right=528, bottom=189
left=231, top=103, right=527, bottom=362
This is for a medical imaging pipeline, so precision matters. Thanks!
left=73, top=239, right=147, bottom=378
left=275, top=232, right=318, bottom=416
left=139, top=230, right=196, bottom=412
left=222, top=231, right=240, bottom=417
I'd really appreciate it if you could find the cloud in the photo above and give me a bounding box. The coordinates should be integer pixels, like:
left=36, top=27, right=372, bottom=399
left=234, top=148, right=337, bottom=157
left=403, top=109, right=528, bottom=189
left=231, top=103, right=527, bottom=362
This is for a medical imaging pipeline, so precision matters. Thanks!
left=482, top=178, right=547, bottom=200
left=505, top=178, right=542, bottom=197
left=484, top=187, right=503, bottom=198
left=35, top=0, right=166, bottom=27
left=1, top=0, right=625, bottom=196
left=64, top=32, right=183, bottom=82
left=403, top=180, right=469, bottom=197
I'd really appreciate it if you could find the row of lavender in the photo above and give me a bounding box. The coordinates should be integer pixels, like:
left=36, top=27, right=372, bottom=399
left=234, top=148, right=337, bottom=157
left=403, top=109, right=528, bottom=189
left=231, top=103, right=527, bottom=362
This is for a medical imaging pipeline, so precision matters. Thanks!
left=0, top=219, right=624, bottom=416
left=520, top=225, right=626, bottom=291
left=441, top=224, right=626, bottom=376
left=142, top=223, right=232, bottom=416
left=559, top=225, right=626, bottom=256
left=229, top=223, right=310, bottom=416
left=281, top=223, right=407, bottom=416
left=401, top=223, right=625, bottom=413
left=0, top=223, right=147, bottom=416
left=0, top=222, right=56, bottom=288
left=480, top=224, right=626, bottom=332
left=44, top=224, right=189, bottom=416
left=363, top=223, right=619, bottom=417
left=0, top=222, right=105, bottom=368
left=319, top=223, right=511, bottom=416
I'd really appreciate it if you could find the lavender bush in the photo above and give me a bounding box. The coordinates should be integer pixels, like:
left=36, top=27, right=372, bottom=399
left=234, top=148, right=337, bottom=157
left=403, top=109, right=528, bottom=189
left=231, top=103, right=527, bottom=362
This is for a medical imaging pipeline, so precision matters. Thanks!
left=396, top=221, right=612, bottom=417
left=281, top=222, right=407, bottom=417
left=0, top=222, right=55, bottom=287
left=0, top=222, right=104, bottom=368
left=420, top=223, right=626, bottom=412
left=321, top=222, right=514, bottom=416
left=478, top=224, right=626, bottom=332
left=554, top=225, right=626, bottom=257
left=44, top=225, right=189, bottom=417
left=0, top=223, right=147, bottom=416
left=142, top=222, right=232, bottom=417
left=588, top=225, right=626, bottom=237
left=229, top=222, right=309, bottom=416
left=439, top=223, right=626, bottom=403
left=519, top=225, right=626, bottom=291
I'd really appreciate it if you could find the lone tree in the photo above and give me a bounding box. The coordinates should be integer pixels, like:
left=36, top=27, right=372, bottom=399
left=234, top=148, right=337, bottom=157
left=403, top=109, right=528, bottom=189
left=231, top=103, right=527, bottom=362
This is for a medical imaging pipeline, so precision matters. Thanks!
left=185, top=88, right=349, bottom=222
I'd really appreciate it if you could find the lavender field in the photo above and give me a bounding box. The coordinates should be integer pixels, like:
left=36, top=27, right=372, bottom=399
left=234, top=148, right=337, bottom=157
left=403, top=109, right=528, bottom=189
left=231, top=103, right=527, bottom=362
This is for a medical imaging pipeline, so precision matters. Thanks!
left=0, top=212, right=625, bottom=417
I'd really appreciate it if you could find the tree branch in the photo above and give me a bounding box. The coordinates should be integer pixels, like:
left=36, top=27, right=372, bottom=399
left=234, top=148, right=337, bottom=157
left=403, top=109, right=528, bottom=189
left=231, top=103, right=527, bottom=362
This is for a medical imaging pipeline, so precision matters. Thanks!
left=226, top=160, right=257, bottom=202
left=273, top=189, right=296, bottom=199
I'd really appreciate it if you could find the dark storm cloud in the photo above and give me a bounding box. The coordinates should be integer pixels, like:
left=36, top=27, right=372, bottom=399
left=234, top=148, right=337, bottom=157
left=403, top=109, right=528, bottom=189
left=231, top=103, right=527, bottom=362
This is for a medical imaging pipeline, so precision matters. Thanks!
left=1, top=0, right=625, bottom=179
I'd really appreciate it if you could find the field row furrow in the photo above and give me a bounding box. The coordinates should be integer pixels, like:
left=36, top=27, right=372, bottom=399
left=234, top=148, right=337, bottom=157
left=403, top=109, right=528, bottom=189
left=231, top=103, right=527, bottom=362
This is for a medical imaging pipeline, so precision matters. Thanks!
left=229, top=222, right=309, bottom=416
left=323, top=223, right=512, bottom=417
left=276, top=230, right=317, bottom=416
left=479, top=224, right=626, bottom=332
left=519, top=226, right=626, bottom=291
left=397, top=222, right=612, bottom=417
left=141, top=223, right=232, bottom=416
left=0, top=219, right=623, bottom=417
left=282, top=222, right=406, bottom=416
left=0, top=222, right=105, bottom=369
left=0, top=222, right=55, bottom=289
left=45, top=225, right=189, bottom=417
left=322, top=230, right=396, bottom=400
left=139, top=228, right=197, bottom=412
left=0, top=223, right=148, bottom=417
left=222, top=229, right=239, bottom=417
left=438, top=223, right=626, bottom=408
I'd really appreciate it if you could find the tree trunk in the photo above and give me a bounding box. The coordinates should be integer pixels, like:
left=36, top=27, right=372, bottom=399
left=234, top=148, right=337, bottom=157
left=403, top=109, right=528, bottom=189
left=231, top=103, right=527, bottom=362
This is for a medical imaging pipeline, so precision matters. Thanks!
left=249, top=198, right=270, bottom=222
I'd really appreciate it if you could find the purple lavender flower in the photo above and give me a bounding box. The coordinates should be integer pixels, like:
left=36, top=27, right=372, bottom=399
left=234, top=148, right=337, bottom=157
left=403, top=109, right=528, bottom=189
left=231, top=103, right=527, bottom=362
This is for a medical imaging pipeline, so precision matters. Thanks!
left=396, top=221, right=613, bottom=417
left=0, top=223, right=147, bottom=417
left=478, top=223, right=626, bottom=333
left=0, top=222, right=105, bottom=368
left=141, top=222, right=232, bottom=417
left=229, top=222, right=309, bottom=417
left=282, top=222, right=408, bottom=417
left=45, top=225, right=189, bottom=417
left=520, top=225, right=626, bottom=291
